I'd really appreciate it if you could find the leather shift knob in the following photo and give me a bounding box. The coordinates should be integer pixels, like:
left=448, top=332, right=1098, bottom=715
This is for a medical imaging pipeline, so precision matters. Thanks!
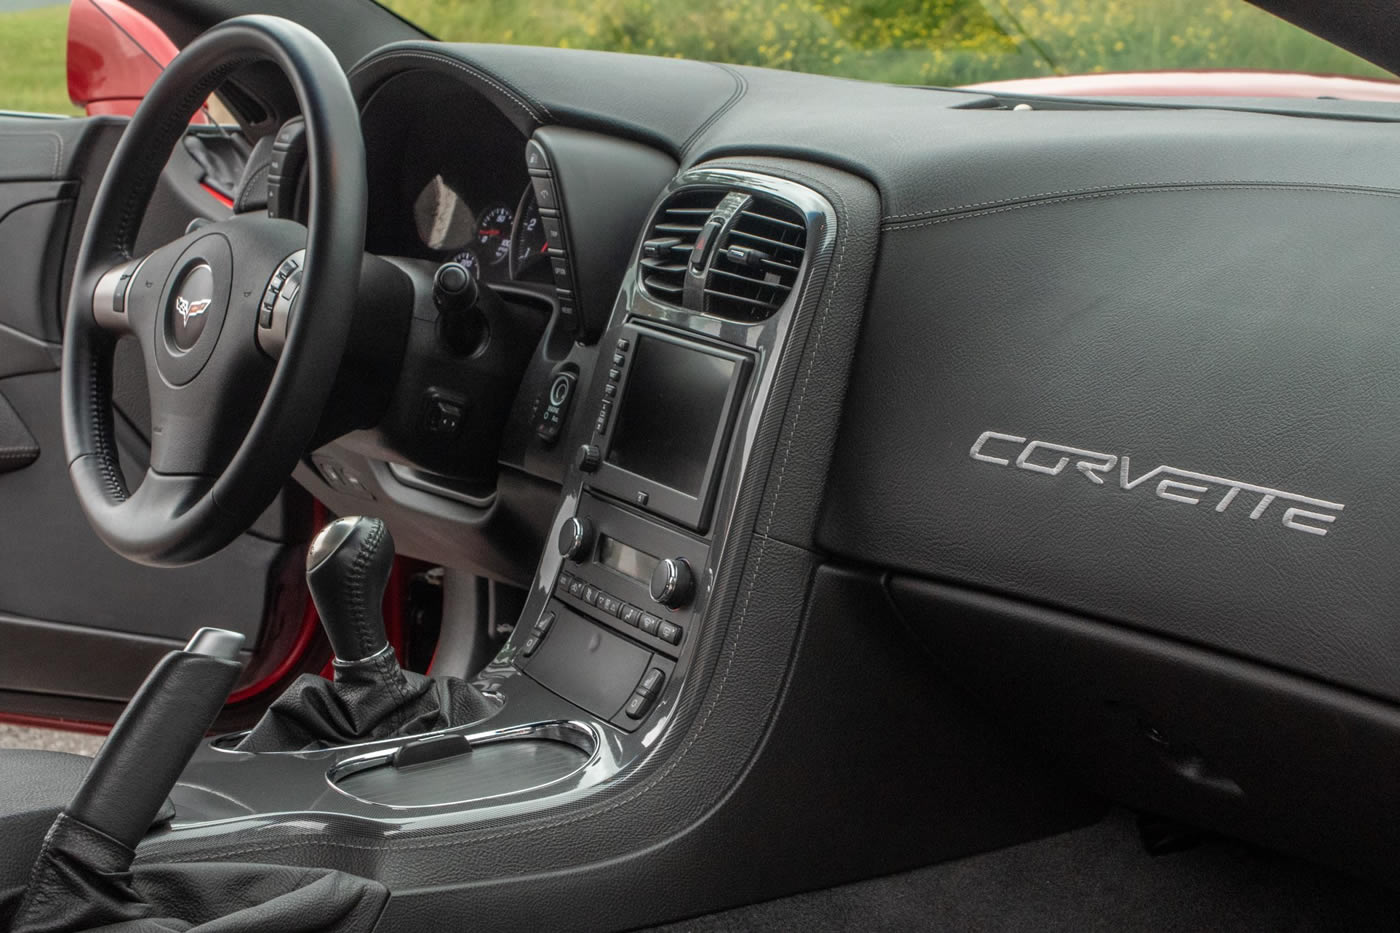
left=306, top=516, right=394, bottom=663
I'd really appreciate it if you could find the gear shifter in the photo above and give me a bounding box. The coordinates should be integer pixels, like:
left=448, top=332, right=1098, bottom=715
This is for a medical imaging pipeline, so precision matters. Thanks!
left=235, top=516, right=497, bottom=752
left=306, top=516, right=394, bottom=664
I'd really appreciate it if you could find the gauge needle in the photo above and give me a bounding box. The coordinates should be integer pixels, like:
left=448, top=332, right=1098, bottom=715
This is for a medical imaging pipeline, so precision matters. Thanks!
left=540, top=242, right=549, bottom=253
left=480, top=229, right=501, bottom=236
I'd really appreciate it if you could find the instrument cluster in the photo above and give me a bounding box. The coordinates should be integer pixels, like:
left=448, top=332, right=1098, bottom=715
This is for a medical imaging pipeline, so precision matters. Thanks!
left=359, top=68, right=554, bottom=288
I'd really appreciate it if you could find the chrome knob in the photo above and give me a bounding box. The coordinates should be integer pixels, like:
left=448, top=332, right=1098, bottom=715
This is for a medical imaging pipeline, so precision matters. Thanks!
left=649, top=557, right=694, bottom=609
left=557, top=516, right=595, bottom=561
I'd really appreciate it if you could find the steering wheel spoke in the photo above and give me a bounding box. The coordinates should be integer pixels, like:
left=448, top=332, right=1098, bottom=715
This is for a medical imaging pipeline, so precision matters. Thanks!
left=90, top=256, right=151, bottom=337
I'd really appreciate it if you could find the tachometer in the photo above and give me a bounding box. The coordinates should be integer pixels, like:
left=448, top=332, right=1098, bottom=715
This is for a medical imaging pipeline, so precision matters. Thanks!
left=510, top=187, right=550, bottom=279
left=476, top=204, right=514, bottom=266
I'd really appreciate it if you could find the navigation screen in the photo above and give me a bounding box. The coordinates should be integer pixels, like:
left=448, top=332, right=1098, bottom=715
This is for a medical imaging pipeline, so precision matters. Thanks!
left=606, top=336, right=737, bottom=496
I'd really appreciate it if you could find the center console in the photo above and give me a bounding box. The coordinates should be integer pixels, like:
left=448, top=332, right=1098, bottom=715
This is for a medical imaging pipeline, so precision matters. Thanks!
left=150, top=165, right=835, bottom=836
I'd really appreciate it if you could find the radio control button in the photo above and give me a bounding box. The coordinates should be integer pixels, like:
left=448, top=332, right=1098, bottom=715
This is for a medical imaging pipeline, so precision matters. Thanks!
left=557, top=516, right=595, bottom=560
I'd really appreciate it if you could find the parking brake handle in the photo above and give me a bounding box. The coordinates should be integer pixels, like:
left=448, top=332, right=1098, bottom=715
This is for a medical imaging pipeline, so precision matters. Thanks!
left=66, top=627, right=244, bottom=849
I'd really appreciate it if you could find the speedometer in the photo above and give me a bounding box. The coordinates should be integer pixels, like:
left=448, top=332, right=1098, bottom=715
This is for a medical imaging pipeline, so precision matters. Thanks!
left=476, top=204, right=513, bottom=266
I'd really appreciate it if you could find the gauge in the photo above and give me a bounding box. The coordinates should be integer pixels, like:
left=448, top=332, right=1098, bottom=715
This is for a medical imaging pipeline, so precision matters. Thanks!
left=511, top=187, right=550, bottom=279
left=449, top=248, right=482, bottom=279
left=476, top=204, right=514, bottom=266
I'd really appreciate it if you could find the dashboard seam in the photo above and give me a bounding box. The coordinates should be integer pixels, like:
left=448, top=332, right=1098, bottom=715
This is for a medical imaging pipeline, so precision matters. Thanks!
left=883, top=180, right=1400, bottom=227
left=680, top=65, right=748, bottom=156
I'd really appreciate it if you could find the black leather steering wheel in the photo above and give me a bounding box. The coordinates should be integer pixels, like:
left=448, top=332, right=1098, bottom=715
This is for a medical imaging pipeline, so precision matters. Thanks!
left=62, top=16, right=365, bottom=566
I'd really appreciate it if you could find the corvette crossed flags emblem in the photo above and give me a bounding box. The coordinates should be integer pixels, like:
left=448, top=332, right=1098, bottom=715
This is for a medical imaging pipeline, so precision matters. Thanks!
left=174, top=295, right=212, bottom=325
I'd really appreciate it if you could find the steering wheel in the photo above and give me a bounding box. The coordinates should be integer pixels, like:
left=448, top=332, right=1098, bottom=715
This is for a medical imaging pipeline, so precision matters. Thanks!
left=62, top=16, right=365, bottom=567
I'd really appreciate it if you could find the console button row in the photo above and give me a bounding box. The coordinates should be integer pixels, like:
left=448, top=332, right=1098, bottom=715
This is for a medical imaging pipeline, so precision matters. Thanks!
left=555, top=571, right=683, bottom=647
left=597, top=336, right=630, bottom=435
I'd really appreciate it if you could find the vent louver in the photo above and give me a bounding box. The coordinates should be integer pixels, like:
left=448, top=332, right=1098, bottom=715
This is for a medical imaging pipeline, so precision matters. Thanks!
left=638, top=188, right=726, bottom=304
left=704, top=196, right=807, bottom=321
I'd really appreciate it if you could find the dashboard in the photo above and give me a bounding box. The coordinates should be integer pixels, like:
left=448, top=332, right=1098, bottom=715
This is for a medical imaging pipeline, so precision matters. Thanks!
left=256, top=34, right=1400, bottom=898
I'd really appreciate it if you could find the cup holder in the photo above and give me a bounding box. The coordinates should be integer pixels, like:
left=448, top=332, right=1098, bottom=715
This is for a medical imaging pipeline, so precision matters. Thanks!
left=325, top=720, right=599, bottom=809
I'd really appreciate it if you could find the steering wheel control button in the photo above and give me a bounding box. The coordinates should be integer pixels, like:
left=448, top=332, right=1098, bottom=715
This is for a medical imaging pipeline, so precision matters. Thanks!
left=576, top=444, right=601, bottom=473
left=113, top=273, right=131, bottom=313
left=558, top=516, right=595, bottom=560
left=650, top=557, right=695, bottom=609
left=257, top=248, right=305, bottom=357
left=535, top=372, right=576, bottom=445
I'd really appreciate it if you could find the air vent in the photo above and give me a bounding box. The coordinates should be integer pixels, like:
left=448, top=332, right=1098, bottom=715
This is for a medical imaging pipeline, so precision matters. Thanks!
left=704, top=196, right=807, bottom=321
left=639, top=188, right=726, bottom=304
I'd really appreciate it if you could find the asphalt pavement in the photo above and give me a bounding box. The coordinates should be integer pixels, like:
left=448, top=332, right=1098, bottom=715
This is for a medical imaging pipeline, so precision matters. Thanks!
left=0, top=724, right=104, bottom=756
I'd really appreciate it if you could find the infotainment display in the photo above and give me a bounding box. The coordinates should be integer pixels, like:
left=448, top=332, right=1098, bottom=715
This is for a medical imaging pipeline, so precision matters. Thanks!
left=591, top=327, right=750, bottom=531
left=606, top=336, right=738, bottom=496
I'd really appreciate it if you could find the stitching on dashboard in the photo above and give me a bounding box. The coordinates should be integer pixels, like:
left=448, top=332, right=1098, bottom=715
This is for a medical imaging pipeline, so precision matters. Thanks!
left=882, top=180, right=1400, bottom=226
left=353, top=50, right=550, bottom=124
left=143, top=165, right=852, bottom=864
left=681, top=64, right=748, bottom=156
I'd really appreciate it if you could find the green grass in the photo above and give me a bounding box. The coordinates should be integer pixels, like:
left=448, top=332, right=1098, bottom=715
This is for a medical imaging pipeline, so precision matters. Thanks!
left=383, top=0, right=1392, bottom=87
left=0, top=4, right=80, bottom=115
left=0, top=0, right=1390, bottom=116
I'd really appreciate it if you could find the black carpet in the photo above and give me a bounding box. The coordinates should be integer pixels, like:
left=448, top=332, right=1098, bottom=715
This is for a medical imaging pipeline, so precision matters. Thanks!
left=653, top=810, right=1400, bottom=931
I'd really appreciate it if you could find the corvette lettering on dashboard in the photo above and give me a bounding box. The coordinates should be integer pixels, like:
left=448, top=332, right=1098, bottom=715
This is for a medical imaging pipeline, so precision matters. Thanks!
left=968, top=430, right=1345, bottom=536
